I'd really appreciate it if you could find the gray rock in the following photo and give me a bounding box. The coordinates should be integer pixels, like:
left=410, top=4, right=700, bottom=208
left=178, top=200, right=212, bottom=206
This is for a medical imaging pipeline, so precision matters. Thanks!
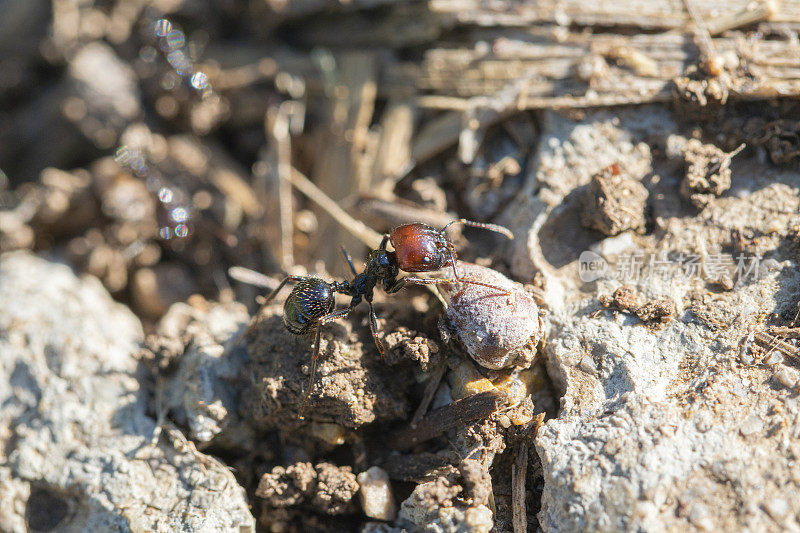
left=0, top=252, right=254, bottom=532
left=530, top=108, right=800, bottom=531
left=156, top=300, right=251, bottom=443
left=537, top=379, right=800, bottom=532
left=500, top=107, right=669, bottom=295
left=532, top=108, right=659, bottom=206
left=397, top=476, right=493, bottom=533
left=0, top=467, right=28, bottom=533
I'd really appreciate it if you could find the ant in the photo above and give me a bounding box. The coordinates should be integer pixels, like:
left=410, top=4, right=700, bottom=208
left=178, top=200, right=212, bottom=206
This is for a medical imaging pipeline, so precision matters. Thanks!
left=253, top=219, right=514, bottom=409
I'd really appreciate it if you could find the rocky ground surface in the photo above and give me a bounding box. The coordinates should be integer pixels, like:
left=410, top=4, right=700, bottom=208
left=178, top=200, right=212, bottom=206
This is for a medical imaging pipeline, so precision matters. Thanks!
left=0, top=252, right=254, bottom=532
left=513, top=108, right=800, bottom=532
left=5, top=104, right=800, bottom=532
left=3, top=1, right=800, bottom=532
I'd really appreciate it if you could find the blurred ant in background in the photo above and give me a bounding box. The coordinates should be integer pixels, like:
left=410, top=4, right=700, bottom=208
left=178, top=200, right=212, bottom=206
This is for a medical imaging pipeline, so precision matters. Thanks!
left=244, top=219, right=514, bottom=410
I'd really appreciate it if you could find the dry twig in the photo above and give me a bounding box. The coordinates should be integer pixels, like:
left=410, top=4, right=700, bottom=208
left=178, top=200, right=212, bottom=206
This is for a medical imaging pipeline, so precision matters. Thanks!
left=512, top=442, right=529, bottom=533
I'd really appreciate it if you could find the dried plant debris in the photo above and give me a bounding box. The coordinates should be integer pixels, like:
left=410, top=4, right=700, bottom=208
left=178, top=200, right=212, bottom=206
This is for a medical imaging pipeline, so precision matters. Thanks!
left=667, top=136, right=742, bottom=208
left=600, top=285, right=676, bottom=325
left=581, top=163, right=649, bottom=236
left=392, top=389, right=507, bottom=450
left=673, top=68, right=735, bottom=108
left=755, top=119, right=800, bottom=164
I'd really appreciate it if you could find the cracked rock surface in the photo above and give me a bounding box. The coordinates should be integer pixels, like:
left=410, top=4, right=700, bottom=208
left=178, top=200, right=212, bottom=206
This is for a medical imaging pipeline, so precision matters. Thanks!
left=0, top=252, right=254, bottom=532
left=522, top=108, right=800, bottom=532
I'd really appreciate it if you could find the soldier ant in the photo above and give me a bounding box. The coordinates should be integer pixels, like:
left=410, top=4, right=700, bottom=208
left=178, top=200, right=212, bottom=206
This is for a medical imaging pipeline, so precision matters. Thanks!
left=255, top=219, right=514, bottom=409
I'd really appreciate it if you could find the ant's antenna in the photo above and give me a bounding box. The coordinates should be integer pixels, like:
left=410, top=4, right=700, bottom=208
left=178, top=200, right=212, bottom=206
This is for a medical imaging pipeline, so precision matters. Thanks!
left=340, top=246, right=358, bottom=278
left=441, top=219, right=514, bottom=240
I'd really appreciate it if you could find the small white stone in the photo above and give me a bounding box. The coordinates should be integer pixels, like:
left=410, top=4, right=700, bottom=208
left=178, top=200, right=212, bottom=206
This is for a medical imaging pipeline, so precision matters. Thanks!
left=764, top=498, right=788, bottom=520
left=764, top=352, right=784, bottom=366
left=688, top=503, right=708, bottom=523
left=688, top=503, right=714, bottom=531
left=591, top=232, right=635, bottom=257
left=740, top=414, right=764, bottom=436
left=357, top=467, right=397, bottom=521
left=775, top=367, right=799, bottom=389
left=465, top=505, right=494, bottom=531
left=694, top=411, right=713, bottom=433
left=580, top=355, right=598, bottom=375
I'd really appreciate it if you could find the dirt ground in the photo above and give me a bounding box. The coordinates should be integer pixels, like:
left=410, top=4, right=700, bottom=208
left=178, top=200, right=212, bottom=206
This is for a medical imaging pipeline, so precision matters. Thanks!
left=4, top=1, right=800, bottom=532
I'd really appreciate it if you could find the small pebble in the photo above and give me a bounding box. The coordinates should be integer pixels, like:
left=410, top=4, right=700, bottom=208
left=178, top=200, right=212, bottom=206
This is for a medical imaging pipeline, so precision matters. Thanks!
left=694, top=411, right=713, bottom=433
left=764, top=352, right=784, bottom=366
left=764, top=498, right=788, bottom=520
left=496, top=414, right=512, bottom=428
left=731, top=380, right=749, bottom=399
left=740, top=414, right=764, bottom=436
left=465, top=506, right=494, bottom=530
left=686, top=502, right=714, bottom=530
left=579, top=355, right=598, bottom=375
left=357, top=467, right=397, bottom=521
left=688, top=503, right=709, bottom=525
left=310, top=422, right=347, bottom=446
left=775, top=367, right=799, bottom=389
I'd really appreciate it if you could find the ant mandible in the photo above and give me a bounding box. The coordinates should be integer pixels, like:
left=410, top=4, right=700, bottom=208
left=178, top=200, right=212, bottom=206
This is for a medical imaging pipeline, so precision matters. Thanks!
left=259, top=219, right=514, bottom=407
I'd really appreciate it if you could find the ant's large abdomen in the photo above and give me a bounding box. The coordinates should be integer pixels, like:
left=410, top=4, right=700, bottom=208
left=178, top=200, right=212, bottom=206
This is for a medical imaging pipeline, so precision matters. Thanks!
left=389, top=223, right=449, bottom=272
left=283, top=278, right=335, bottom=334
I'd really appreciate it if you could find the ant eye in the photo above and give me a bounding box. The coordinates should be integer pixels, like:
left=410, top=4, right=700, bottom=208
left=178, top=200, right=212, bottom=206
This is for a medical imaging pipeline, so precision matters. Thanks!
left=422, top=257, right=431, bottom=264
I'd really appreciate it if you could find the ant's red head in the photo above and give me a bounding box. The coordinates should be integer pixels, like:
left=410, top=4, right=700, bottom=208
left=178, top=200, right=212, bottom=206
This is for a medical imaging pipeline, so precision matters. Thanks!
left=389, top=223, right=451, bottom=273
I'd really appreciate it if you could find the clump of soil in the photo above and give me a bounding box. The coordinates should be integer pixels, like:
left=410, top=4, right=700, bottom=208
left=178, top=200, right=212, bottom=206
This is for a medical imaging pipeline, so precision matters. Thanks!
left=581, top=163, right=648, bottom=236
left=600, top=285, right=676, bottom=325
left=383, top=326, right=443, bottom=372
left=256, top=462, right=359, bottom=515
left=676, top=138, right=737, bottom=208
left=239, top=305, right=413, bottom=435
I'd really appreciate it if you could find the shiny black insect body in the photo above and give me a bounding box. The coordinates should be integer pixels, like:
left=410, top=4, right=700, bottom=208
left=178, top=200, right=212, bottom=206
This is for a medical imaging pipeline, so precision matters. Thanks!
left=261, top=219, right=513, bottom=409
left=280, top=277, right=340, bottom=335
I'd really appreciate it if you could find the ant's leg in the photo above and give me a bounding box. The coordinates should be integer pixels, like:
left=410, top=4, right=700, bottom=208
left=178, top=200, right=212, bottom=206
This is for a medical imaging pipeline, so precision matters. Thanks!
left=298, top=304, right=358, bottom=417
left=443, top=248, right=511, bottom=296
left=385, top=277, right=465, bottom=308
left=385, top=276, right=459, bottom=291
left=403, top=274, right=512, bottom=297
left=340, top=246, right=358, bottom=277
left=318, top=307, right=353, bottom=325
left=265, top=275, right=307, bottom=304
left=366, top=300, right=385, bottom=356
left=299, top=325, right=323, bottom=417
left=441, top=218, right=514, bottom=240
left=385, top=277, right=408, bottom=294
left=447, top=247, right=464, bottom=284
